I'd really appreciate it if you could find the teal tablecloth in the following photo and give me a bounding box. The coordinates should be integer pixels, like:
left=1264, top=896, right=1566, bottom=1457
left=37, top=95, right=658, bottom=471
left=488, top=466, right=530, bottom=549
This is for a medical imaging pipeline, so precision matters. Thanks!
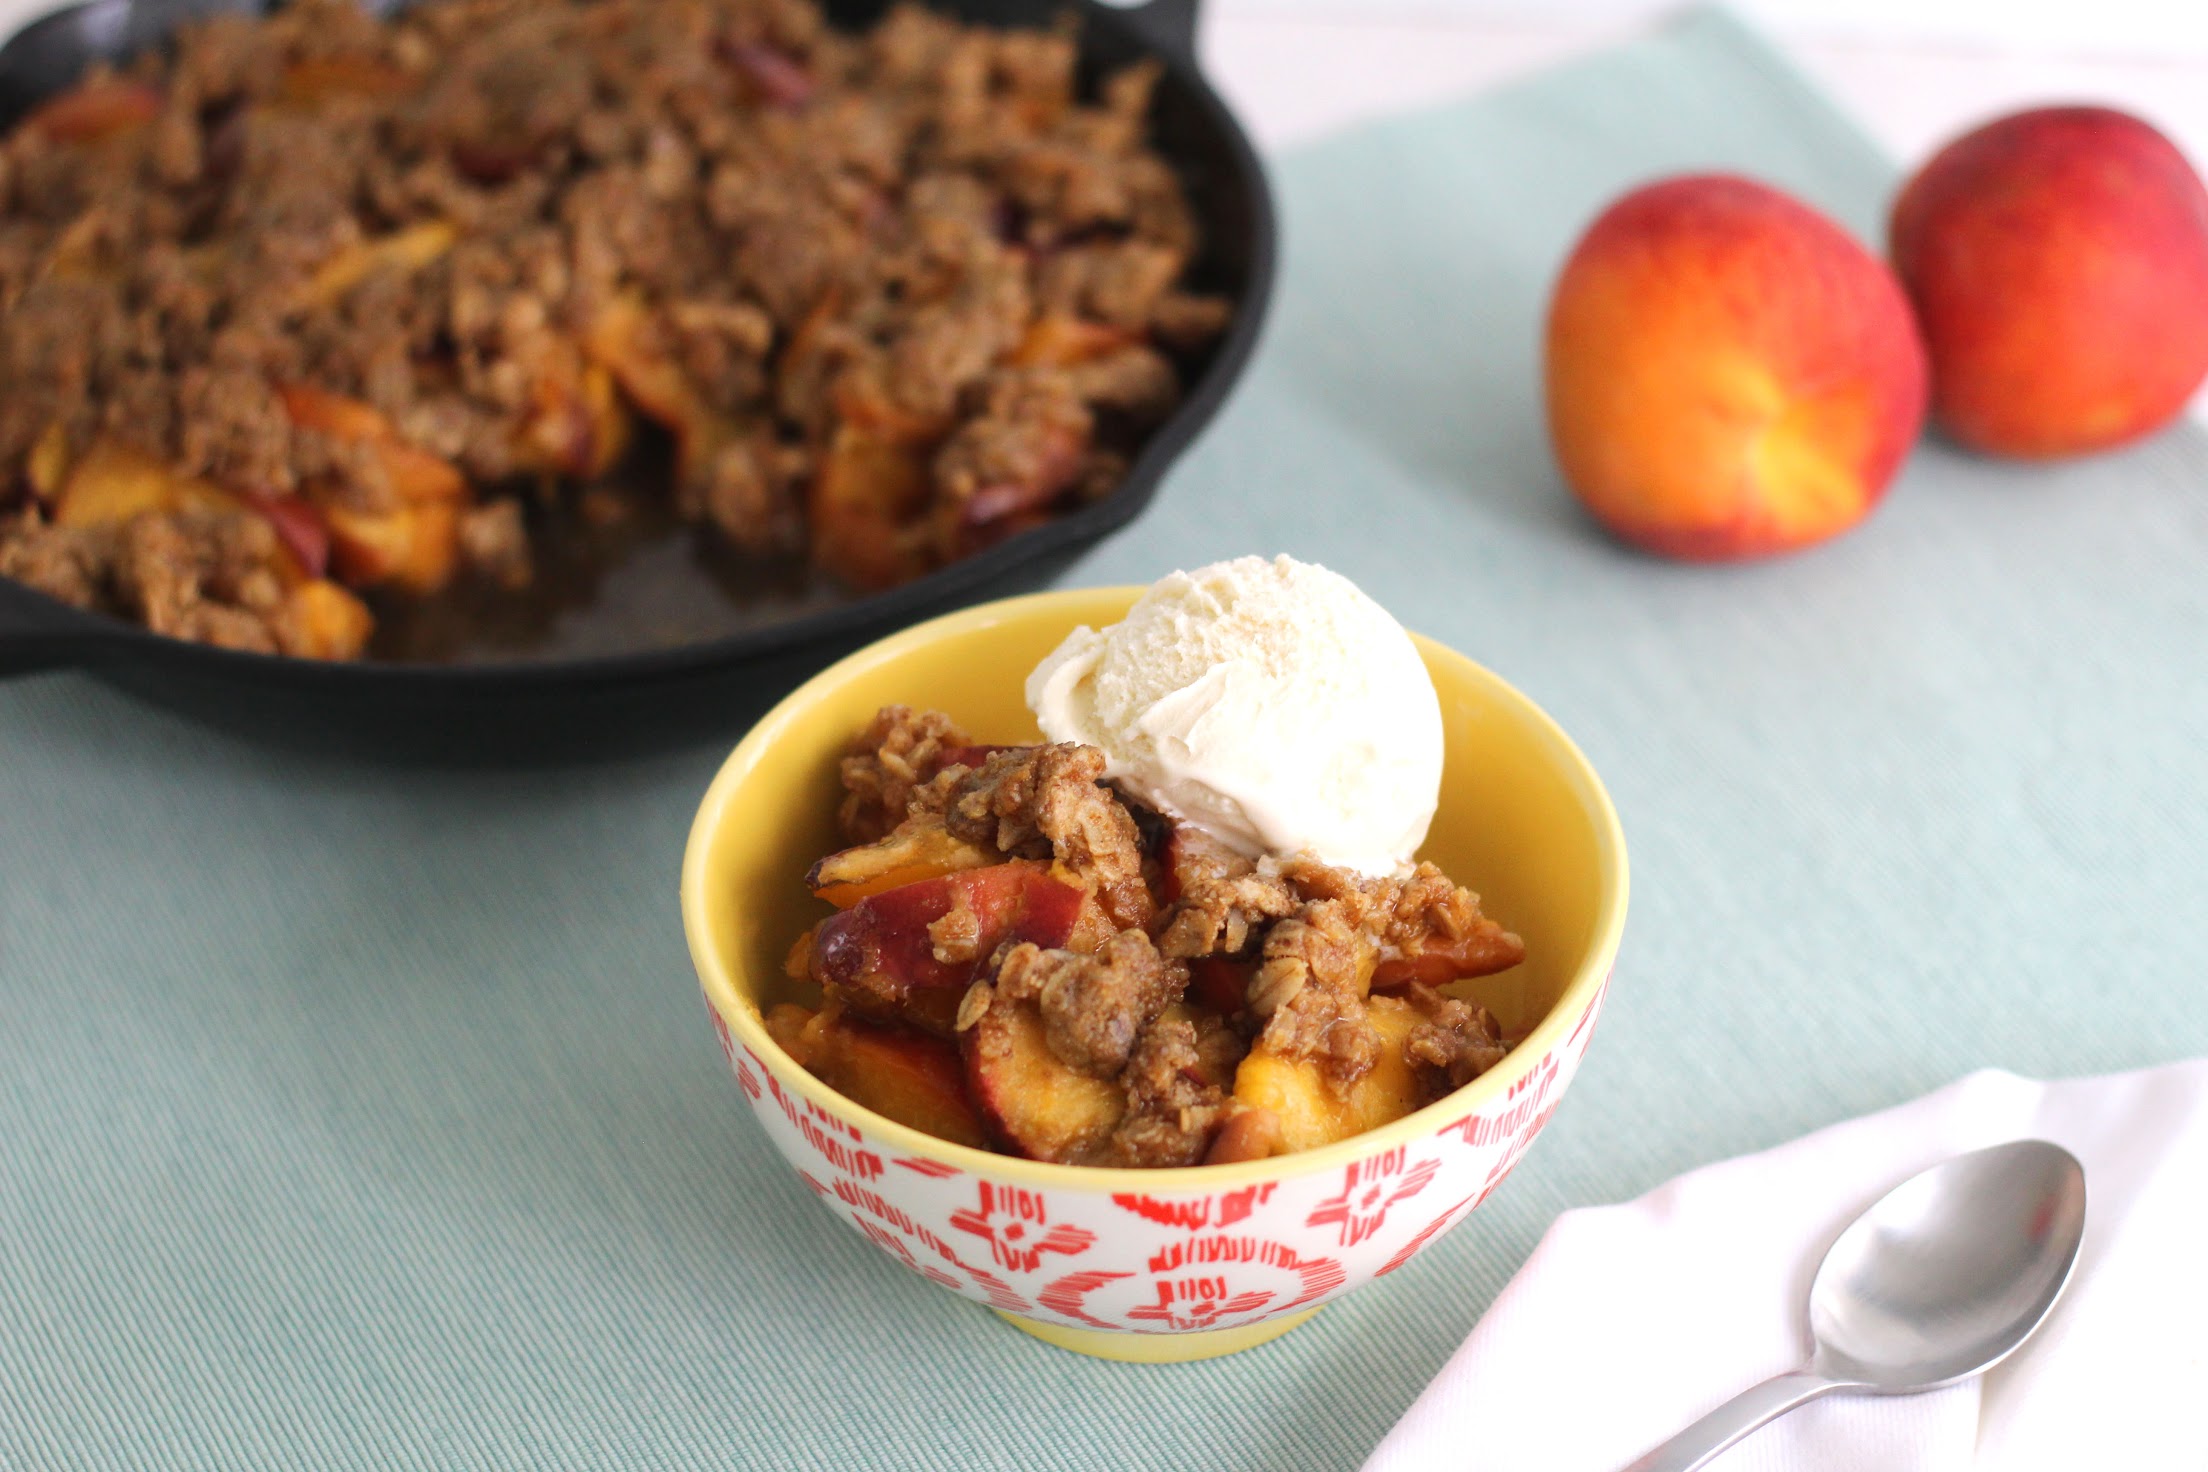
left=6, top=9, right=2205, bottom=1469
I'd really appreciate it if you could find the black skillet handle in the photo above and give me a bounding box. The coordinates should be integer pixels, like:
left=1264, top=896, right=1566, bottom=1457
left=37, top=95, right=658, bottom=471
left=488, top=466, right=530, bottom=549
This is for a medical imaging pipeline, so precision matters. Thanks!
left=1104, top=0, right=1199, bottom=62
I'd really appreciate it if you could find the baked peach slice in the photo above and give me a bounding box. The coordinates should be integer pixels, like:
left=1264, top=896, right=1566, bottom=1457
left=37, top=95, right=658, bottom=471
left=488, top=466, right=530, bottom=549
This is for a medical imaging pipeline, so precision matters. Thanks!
left=806, top=815, right=998, bottom=908
left=277, top=579, right=375, bottom=661
left=239, top=490, right=332, bottom=580
left=51, top=441, right=238, bottom=528
left=959, top=992, right=1124, bottom=1162
left=1154, top=823, right=1203, bottom=906
left=298, top=221, right=457, bottom=310
left=277, top=56, right=420, bottom=106
left=1203, top=1107, right=1283, bottom=1165
left=53, top=441, right=334, bottom=586
left=829, top=980, right=964, bottom=1039
left=475, top=313, right=639, bottom=484
left=583, top=294, right=728, bottom=472
left=764, top=1002, right=816, bottom=1063
left=510, top=361, right=632, bottom=481
left=831, top=372, right=953, bottom=449
left=722, top=40, right=815, bottom=110
left=1232, top=994, right=1427, bottom=1154
left=22, top=77, right=161, bottom=143
left=25, top=423, right=71, bottom=502
left=279, top=384, right=466, bottom=593
left=596, top=296, right=928, bottom=579
left=774, top=1005, right=990, bottom=1149
left=277, top=384, right=466, bottom=506
left=324, top=502, right=461, bottom=595
left=49, top=440, right=372, bottom=657
left=939, top=422, right=1087, bottom=553
left=938, top=743, right=1011, bottom=771
left=810, top=863, right=1089, bottom=1034
left=1371, top=923, right=1526, bottom=992
left=1011, top=314, right=1136, bottom=369
left=810, top=423, right=932, bottom=591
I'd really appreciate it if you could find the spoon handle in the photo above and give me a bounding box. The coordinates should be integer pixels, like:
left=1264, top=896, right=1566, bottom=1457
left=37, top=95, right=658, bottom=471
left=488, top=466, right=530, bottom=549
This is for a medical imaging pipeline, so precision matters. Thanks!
left=1620, top=1371, right=1845, bottom=1472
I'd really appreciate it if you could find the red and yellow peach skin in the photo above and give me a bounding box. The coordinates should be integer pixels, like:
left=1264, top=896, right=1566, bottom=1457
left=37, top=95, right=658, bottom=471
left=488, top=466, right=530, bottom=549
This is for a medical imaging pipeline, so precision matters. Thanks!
left=1891, top=106, right=2208, bottom=459
left=1544, top=174, right=1928, bottom=560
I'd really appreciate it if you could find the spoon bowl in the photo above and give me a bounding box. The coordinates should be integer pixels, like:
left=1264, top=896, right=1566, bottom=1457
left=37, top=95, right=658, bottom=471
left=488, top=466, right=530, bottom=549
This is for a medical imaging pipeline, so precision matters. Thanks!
left=1628, top=1139, right=2088, bottom=1472
left=1810, top=1139, right=2088, bottom=1390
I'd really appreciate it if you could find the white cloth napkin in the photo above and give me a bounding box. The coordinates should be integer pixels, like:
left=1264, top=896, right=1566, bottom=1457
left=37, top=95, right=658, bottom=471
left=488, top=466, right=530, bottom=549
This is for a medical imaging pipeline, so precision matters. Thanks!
left=1365, top=1061, right=2208, bottom=1471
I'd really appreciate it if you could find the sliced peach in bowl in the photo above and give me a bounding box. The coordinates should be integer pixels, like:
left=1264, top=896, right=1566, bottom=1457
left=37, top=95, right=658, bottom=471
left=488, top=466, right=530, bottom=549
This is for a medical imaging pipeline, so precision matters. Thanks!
left=682, top=588, right=1627, bottom=1361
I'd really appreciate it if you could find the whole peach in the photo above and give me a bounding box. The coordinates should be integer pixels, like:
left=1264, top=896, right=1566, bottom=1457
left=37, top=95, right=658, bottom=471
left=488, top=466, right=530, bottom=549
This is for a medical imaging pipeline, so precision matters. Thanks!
left=1545, top=174, right=1928, bottom=560
left=1891, top=106, right=2208, bottom=458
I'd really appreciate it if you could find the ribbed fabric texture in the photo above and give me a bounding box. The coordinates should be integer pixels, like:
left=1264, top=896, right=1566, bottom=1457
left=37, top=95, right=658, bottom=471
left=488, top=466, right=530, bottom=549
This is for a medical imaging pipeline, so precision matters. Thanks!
left=4, top=9, right=2204, bottom=1469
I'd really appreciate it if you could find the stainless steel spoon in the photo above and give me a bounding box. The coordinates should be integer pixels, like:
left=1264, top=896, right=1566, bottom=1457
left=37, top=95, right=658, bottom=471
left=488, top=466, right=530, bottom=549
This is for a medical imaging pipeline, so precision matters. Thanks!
left=1624, top=1139, right=2087, bottom=1472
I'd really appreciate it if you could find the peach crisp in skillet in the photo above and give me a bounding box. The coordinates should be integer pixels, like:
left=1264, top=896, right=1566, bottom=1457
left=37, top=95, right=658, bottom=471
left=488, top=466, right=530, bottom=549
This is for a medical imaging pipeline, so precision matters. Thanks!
left=0, top=0, right=1229, bottom=659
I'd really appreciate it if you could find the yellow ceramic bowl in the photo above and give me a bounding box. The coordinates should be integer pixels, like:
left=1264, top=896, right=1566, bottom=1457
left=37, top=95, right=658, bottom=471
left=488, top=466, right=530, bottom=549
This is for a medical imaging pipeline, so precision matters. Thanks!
left=683, top=588, right=1627, bottom=1361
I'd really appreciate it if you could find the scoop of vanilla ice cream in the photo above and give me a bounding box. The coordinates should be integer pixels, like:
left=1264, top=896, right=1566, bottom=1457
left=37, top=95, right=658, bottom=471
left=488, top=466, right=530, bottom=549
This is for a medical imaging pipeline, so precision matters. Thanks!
left=1025, top=555, right=1443, bottom=877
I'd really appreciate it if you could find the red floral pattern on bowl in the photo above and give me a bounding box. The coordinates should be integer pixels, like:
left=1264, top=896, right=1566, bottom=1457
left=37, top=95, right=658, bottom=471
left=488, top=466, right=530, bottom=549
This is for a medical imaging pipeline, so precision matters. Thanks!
left=707, top=973, right=1607, bottom=1345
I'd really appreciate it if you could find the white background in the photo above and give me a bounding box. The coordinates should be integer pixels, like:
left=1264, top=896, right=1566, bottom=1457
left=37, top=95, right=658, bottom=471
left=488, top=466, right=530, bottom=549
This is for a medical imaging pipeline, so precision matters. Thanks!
left=1204, top=0, right=2208, bottom=58
left=1194, top=0, right=2208, bottom=165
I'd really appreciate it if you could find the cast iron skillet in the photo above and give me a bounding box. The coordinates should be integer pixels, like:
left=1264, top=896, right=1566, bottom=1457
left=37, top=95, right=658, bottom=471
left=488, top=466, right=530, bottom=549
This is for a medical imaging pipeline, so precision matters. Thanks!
left=0, top=0, right=1273, bottom=760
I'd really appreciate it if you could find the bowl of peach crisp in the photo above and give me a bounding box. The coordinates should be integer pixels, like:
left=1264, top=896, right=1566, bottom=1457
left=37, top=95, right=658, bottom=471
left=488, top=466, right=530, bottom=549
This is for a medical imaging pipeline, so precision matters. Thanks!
left=682, top=557, right=1627, bottom=1361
